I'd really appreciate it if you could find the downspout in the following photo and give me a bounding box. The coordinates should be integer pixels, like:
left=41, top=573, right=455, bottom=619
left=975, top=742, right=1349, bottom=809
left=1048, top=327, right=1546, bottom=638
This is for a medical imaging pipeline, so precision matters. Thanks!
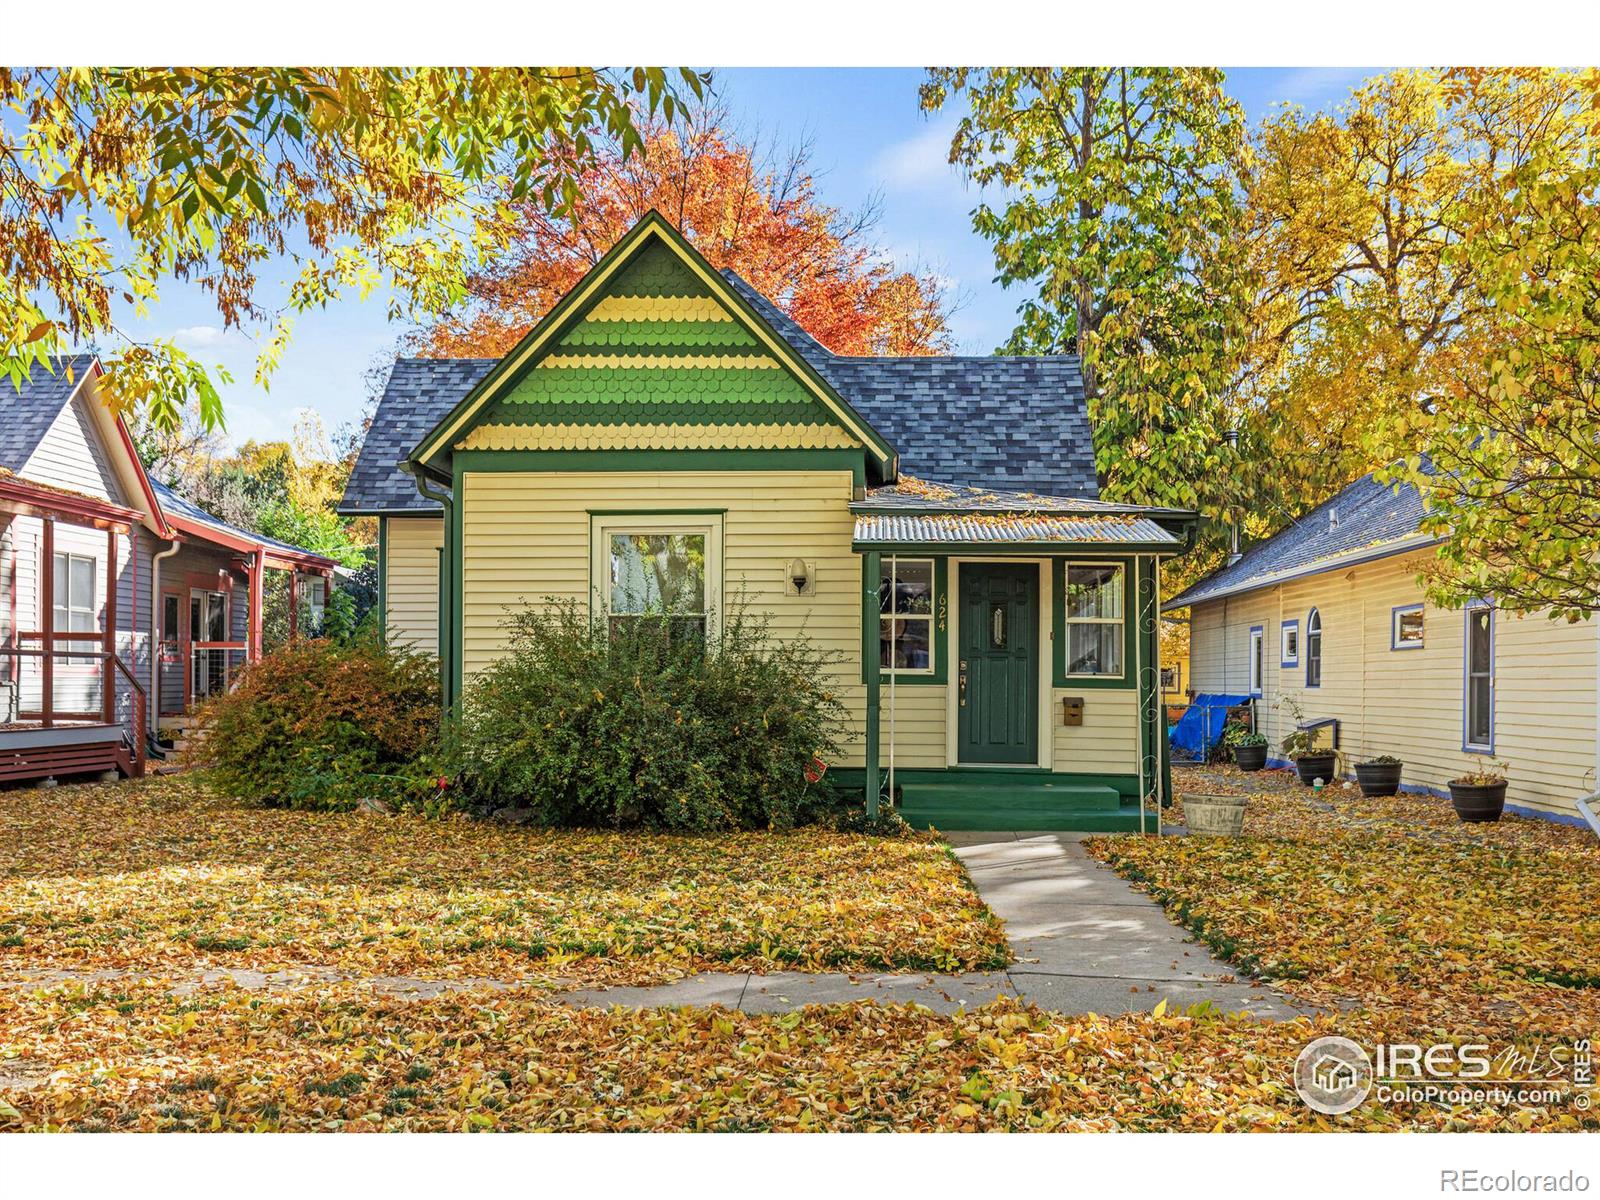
left=1136, top=553, right=1147, bottom=836
left=407, top=468, right=454, bottom=711
left=149, top=534, right=182, bottom=742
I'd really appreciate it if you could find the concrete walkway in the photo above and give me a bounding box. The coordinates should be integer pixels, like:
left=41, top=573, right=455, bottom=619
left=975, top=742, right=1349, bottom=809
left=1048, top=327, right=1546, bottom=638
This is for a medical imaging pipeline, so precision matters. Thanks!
left=946, top=832, right=1301, bottom=1018
left=1, top=832, right=1305, bottom=1019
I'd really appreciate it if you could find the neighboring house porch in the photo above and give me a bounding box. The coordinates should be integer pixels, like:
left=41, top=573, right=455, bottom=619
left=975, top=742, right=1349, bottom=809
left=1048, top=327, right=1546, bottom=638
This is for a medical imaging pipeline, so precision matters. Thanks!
left=1, top=356, right=337, bottom=785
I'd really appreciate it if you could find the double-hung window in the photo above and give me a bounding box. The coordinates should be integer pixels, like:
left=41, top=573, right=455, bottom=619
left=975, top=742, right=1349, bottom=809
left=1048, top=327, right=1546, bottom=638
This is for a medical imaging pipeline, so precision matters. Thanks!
left=52, top=552, right=97, bottom=665
left=1063, top=564, right=1125, bottom=677
left=593, top=515, right=721, bottom=645
left=879, top=558, right=935, bottom=674
left=1280, top=620, right=1299, bottom=668
left=1248, top=626, right=1264, bottom=696
left=1464, top=604, right=1493, bottom=751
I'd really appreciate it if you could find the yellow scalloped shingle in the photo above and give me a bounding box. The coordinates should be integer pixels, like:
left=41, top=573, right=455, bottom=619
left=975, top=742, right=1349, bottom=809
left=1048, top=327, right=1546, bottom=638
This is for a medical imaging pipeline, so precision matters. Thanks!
left=540, top=354, right=779, bottom=371
left=585, top=296, right=733, bottom=323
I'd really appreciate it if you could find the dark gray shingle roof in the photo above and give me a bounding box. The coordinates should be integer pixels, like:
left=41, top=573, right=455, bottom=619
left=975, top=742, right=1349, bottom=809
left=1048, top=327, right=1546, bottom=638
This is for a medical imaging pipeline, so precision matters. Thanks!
left=0, top=355, right=97, bottom=471
left=340, top=272, right=1100, bottom=512
left=340, top=358, right=494, bottom=514
left=1166, top=469, right=1430, bottom=609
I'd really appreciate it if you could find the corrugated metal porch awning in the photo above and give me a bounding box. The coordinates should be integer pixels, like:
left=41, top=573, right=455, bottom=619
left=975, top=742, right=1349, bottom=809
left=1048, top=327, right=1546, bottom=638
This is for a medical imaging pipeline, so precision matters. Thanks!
left=852, top=511, right=1182, bottom=550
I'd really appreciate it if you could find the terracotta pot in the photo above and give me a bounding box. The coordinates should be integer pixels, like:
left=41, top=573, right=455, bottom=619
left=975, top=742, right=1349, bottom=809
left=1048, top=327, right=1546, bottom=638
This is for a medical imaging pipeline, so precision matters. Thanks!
left=1184, top=793, right=1246, bottom=837
left=1449, top=780, right=1507, bottom=823
left=1355, top=761, right=1403, bottom=797
left=1232, top=743, right=1268, bottom=772
left=1293, top=753, right=1337, bottom=786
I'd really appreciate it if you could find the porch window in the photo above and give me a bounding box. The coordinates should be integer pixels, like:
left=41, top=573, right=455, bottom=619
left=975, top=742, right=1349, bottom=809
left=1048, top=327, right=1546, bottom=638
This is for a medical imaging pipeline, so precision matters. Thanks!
left=1305, top=608, right=1323, bottom=687
left=879, top=558, right=935, bottom=674
left=1063, top=563, right=1124, bottom=677
left=297, top=576, right=327, bottom=638
left=51, top=552, right=97, bottom=665
left=593, top=516, right=721, bottom=646
left=1465, top=604, right=1493, bottom=751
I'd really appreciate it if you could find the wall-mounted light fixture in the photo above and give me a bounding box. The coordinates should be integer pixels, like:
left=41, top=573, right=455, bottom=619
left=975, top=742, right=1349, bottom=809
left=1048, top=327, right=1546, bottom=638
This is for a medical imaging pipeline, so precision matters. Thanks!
left=786, top=558, right=814, bottom=597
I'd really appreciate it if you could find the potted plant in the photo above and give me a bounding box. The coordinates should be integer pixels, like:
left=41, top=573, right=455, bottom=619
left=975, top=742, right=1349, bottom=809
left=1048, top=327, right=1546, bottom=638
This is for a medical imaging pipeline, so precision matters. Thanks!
left=1183, top=789, right=1248, bottom=837
left=1225, top=726, right=1269, bottom=772
left=1355, top=754, right=1404, bottom=797
left=1449, top=763, right=1508, bottom=823
left=1276, top=692, right=1337, bottom=786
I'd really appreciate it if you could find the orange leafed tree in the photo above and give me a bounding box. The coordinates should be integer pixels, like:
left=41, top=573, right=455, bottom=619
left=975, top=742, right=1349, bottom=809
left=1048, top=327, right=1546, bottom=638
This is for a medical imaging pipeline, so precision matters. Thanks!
left=414, top=110, right=953, bottom=358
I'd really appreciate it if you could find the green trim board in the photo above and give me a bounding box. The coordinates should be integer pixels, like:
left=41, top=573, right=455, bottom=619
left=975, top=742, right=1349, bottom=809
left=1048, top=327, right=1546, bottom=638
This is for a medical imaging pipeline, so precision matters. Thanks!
left=376, top=516, right=387, bottom=640
left=408, top=211, right=895, bottom=477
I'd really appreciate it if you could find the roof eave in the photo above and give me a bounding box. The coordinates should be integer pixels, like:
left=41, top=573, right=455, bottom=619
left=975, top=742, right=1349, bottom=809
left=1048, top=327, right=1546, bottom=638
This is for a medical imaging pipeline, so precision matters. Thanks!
left=1162, top=532, right=1441, bottom=611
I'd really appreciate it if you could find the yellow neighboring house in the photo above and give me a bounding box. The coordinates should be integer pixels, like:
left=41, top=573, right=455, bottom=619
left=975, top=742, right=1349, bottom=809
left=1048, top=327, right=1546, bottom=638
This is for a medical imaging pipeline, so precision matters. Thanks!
left=1167, top=470, right=1600, bottom=823
left=338, top=212, right=1199, bottom=831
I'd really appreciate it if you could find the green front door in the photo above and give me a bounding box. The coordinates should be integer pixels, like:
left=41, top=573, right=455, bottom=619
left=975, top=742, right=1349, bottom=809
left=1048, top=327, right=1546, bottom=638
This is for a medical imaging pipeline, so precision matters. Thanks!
left=957, top=563, right=1038, bottom=764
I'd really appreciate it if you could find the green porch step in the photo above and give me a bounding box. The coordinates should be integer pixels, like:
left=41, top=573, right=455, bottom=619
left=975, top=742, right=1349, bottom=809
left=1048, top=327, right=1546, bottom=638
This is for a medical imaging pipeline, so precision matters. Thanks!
left=894, top=780, right=1141, bottom=833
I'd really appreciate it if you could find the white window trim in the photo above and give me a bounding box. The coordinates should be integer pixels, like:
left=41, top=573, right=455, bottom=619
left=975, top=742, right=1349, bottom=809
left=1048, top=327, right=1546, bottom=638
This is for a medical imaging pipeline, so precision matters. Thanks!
left=879, top=556, right=937, bottom=677
left=1062, top=560, right=1127, bottom=681
left=1248, top=625, right=1264, bottom=697
left=589, top=513, right=724, bottom=638
left=1280, top=620, right=1298, bottom=667
left=52, top=550, right=99, bottom=667
left=1392, top=603, right=1425, bottom=651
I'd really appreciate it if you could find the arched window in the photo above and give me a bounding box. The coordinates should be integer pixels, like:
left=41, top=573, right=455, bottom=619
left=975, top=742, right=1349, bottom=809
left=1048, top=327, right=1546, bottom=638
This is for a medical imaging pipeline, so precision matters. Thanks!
left=1305, top=608, right=1323, bottom=688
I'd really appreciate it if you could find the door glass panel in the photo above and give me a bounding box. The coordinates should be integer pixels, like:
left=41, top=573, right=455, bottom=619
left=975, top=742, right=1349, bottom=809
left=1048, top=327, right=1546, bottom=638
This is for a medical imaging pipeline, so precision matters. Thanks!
left=989, top=603, right=1006, bottom=648
left=206, top=592, right=227, bottom=641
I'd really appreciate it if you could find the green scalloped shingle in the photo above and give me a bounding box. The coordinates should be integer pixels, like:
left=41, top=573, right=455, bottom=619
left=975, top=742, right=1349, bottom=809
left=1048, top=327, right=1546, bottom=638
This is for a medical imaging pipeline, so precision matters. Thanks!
left=489, top=365, right=828, bottom=427
left=604, top=242, right=713, bottom=298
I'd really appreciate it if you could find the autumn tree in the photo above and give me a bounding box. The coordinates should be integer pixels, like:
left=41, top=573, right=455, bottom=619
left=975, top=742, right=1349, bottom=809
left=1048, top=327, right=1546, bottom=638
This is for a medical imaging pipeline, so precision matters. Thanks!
left=413, top=106, right=953, bottom=358
left=1385, top=70, right=1600, bottom=619
left=1241, top=69, right=1590, bottom=522
left=2, top=67, right=703, bottom=429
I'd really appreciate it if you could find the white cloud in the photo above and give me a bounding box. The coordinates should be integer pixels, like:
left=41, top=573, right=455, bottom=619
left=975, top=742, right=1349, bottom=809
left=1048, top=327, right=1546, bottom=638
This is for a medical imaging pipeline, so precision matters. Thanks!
left=872, top=118, right=964, bottom=190
left=171, top=324, right=249, bottom=351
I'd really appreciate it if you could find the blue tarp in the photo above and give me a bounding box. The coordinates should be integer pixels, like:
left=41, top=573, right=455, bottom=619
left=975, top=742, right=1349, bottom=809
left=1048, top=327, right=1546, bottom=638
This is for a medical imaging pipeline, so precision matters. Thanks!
left=1170, top=693, right=1251, bottom=758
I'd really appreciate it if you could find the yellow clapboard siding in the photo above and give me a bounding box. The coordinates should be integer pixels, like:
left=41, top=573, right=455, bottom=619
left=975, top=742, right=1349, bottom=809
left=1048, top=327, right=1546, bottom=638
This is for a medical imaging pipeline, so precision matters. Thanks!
left=1052, top=688, right=1139, bottom=774
left=458, top=422, right=859, bottom=452
left=460, top=470, right=874, bottom=766
left=1184, top=547, right=1599, bottom=818
left=385, top=517, right=444, bottom=654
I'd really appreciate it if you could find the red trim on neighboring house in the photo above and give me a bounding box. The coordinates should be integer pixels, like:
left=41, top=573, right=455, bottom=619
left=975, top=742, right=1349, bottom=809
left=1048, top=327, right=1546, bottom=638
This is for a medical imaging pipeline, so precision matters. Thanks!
left=83, top=358, right=174, bottom=540
left=0, top=474, right=138, bottom=531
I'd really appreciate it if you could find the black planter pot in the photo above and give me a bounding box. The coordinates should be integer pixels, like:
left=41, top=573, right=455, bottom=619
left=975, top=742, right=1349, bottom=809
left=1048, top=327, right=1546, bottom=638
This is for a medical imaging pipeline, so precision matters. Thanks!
left=1449, top=781, right=1507, bottom=823
left=1293, top=753, right=1338, bottom=786
left=1233, top=743, right=1268, bottom=772
left=1355, top=761, right=1403, bottom=797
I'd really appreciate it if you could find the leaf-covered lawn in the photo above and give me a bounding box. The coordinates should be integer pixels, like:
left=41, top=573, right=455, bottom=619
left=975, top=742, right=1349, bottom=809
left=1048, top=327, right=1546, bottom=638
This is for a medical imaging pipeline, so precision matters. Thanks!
left=0, top=776, right=1007, bottom=988
left=1089, top=766, right=1600, bottom=1028
left=2, top=981, right=1592, bottom=1132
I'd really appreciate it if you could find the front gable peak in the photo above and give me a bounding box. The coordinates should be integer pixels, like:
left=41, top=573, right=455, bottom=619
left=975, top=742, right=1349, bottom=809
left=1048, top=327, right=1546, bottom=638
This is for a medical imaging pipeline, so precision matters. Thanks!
left=408, top=212, right=896, bottom=473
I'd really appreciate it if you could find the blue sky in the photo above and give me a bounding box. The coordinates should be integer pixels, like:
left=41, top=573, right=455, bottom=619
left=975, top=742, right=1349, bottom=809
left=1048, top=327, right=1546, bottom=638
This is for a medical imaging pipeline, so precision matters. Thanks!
left=123, top=67, right=1379, bottom=452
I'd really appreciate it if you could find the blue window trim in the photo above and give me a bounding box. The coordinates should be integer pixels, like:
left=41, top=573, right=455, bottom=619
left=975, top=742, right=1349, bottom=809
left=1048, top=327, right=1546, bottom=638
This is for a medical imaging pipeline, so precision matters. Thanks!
left=1391, top=603, right=1425, bottom=651
left=1462, top=600, right=1494, bottom=754
left=1304, top=607, right=1322, bottom=688
left=1248, top=625, right=1264, bottom=697
left=1279, top=618, right=1299, bottom=668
